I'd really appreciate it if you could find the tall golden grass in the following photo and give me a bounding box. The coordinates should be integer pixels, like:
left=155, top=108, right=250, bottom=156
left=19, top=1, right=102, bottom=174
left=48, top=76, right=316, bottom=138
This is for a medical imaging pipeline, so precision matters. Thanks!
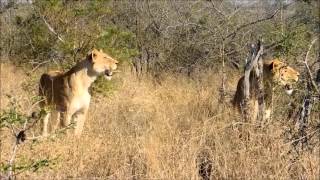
left=0, top=63, right=318, bottom=179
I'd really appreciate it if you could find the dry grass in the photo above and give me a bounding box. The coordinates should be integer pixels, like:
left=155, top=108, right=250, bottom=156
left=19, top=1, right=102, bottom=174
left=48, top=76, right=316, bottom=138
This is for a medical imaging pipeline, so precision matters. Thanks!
left=0, top=63, right=319, bottom=179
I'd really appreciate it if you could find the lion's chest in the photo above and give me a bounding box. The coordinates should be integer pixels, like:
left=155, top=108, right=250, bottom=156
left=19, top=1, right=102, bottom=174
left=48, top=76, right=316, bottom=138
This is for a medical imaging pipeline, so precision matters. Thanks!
left=70, top=92, right=91, bottom=113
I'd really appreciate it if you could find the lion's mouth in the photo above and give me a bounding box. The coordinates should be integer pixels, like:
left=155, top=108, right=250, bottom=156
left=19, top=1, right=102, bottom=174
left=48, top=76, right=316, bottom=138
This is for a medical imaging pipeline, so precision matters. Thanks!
left=104, top=70, right=113, bottom=80
left=284, top=84, right=293, bottom=95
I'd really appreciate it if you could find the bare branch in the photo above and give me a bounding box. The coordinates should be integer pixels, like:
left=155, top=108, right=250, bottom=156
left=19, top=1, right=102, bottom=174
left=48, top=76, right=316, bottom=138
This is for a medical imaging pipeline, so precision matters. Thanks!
left=242, top=41, right=264, bottom=121
left=303, top=37, right=319, bottom=94
left=40, top=15, right=65, bottom=43
left=256, top=45, right=265, bottom=123
left=7, top=144, right=18, bottom=179
left=30, top=60, right=51, bottom=73
left=282, top=129, right=319, bottom=148
left=225, top=9, right=280, bottom=40
left=31, top=6, right=65, bottom=43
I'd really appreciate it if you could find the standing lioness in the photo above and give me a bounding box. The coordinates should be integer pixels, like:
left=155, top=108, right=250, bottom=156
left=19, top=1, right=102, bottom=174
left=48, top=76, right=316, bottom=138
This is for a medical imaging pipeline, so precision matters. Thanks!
left=232, top=59, right=299, bottom=121
left=39, top=49, right=118, bottom=136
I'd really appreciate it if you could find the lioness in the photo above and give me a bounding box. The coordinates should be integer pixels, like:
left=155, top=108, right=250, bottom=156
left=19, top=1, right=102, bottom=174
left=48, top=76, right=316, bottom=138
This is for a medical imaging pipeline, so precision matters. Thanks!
left=232, top=59, right=300, bottom=121
left=39, top=49, right=118, bottom=136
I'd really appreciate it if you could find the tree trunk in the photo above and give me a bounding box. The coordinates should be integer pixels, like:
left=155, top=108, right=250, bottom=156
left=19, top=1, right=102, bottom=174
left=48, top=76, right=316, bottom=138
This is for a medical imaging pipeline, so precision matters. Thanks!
left=242, top=41, right=264, bottom=122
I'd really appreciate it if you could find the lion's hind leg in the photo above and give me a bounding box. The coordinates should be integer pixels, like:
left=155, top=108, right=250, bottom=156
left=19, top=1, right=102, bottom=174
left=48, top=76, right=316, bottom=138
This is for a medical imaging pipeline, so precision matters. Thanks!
left=41, top=110, right=61, bottom=137
left=42, top=112, right=50, bottom=136
left=48, top=110, right=61, bottom=134
left=251, top=100, right=259, bottom=123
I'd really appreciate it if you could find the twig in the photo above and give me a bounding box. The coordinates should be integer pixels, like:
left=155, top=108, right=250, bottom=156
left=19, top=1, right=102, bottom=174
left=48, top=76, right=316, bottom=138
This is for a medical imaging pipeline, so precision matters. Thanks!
left=7, top=144, right=18, bottom=179
left=282, top=129, right=320, bottom=147
left=29, top=122, right=75, bottom=141
left=21, top=99, right=46, bottom=133
left=218, top=121, right=260, bottom=131
left=40, top=15, right=65, bottom=43
left=30, top=60, right=51, bottom=73
left=209, top=1, right=225, bottom=18
left=264, top=38, right=287, bottom=52
left=8, top=124, right=16, bottom=137
left=303, top=38, right=319, bottom=94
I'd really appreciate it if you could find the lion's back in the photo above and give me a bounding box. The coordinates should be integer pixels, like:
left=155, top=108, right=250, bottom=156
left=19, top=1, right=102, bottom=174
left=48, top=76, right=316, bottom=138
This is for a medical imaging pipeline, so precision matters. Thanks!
left=39, top=71, right=64, bottom=107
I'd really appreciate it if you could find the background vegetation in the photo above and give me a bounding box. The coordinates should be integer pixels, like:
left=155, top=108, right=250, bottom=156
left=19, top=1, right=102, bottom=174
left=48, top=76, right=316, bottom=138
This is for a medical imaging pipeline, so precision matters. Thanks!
left=0, top=0, right=319, bottom=179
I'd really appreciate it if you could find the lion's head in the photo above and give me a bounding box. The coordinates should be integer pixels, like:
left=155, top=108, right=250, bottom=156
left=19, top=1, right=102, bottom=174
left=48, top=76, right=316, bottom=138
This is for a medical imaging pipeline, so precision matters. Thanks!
left=267, top=59, right=300, bottom=95
left=88, top=49, right=118, bottom=80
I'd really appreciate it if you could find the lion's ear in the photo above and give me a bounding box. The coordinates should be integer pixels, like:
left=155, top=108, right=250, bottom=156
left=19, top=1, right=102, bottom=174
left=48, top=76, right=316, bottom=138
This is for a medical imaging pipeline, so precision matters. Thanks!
left=99, top=49, right=103, bottom=52
left=268, top=61, right=274, bottom=71
left=92, top=50, right=97, bottom=60
left=88, top=49, right=98, bottom=63
left=269, top=59, right=281, bottom=71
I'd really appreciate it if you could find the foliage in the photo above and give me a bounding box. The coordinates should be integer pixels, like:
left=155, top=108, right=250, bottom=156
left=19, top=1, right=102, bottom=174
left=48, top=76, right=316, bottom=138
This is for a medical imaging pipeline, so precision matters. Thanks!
left=0, top=158, right=57, bottom=174
left=1, top=0, right=318, bottom=74
left=90, top=76, right=118, bottom=97
left=95, top=26, right=139, bottom=63
left=0, top=96, right=28, bottom=128
left=2, top=0, right=137, bottom=68
left=0, top=96, right=57, bottom=179
left=0, top=108, right=27, bottom=128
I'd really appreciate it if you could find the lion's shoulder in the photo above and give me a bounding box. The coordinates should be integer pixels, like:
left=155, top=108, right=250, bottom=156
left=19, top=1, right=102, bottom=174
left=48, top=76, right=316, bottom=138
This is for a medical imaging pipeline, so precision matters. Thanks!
left=46, top=70, right=64, bottom=77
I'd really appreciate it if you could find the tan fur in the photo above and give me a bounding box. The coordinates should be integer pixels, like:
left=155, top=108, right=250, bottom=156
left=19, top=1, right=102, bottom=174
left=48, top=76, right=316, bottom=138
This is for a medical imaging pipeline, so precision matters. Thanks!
left=39, top=49, right=118, bottom=136
left=232, top=59, right=300, bottom=121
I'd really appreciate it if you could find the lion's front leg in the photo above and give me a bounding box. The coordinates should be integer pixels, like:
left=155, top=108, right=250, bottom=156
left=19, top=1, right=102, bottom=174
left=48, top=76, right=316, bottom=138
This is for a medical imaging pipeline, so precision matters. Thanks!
left=265, top=108, right=272, bottom=120
left=60, top=110, right=73, bottom=131
left=73, top=107, right=89, bottom=136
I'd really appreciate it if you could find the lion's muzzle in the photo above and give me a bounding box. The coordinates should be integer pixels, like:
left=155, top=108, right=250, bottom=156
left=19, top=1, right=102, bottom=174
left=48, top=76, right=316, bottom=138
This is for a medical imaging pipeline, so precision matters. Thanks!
left=284, top=84, right=293, bottom=95
left=104, top=69, right=113, bottom=80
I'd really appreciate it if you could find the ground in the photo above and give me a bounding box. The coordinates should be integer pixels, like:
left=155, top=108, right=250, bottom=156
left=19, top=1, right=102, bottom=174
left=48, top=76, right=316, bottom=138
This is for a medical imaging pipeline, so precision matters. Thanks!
left=0, top=63, right=319, bottom=179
